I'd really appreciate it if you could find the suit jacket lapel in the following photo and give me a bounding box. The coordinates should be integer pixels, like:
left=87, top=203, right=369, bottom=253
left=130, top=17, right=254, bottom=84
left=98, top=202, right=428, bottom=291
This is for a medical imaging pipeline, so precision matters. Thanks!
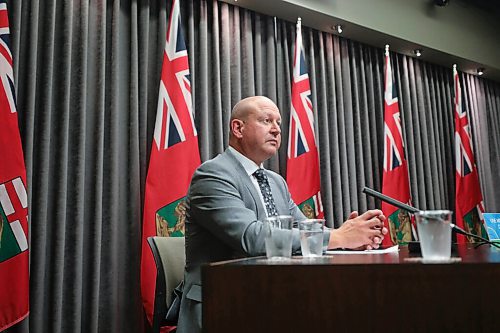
left=267, top=175, right=287, bottom=214
left=224, top=149, right=267, bottom=220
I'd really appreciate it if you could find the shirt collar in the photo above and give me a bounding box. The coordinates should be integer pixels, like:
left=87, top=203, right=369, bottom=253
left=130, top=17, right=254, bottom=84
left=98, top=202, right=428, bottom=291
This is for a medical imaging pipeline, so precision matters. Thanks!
left=228, top=146, right=263, bottom=176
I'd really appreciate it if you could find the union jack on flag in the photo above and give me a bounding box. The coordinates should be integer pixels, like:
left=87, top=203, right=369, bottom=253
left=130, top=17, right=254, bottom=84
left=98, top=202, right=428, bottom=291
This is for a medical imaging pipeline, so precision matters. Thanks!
left=286, top=18, right=323, bottom=219
left=154, top=0, right=197, bottom=151
left=141, top=0, right=200, bottom=328
left=287, top=19, right=315, bottom=159
left=0, top=2, right=16, bottom=115
left=453, top=67, right=474, bottom=177
left=383, top=48, right=404, bottom=172
left=453, top=64, right=488, bottom=243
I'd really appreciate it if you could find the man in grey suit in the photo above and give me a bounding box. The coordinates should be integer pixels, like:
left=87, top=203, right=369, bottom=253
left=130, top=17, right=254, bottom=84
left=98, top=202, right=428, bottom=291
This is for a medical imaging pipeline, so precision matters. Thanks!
left=177, top=96, right=387, bottom=333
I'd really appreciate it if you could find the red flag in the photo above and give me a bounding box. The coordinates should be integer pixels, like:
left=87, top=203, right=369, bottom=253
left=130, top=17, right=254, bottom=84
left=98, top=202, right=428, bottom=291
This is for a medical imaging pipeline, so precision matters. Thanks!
left=140, top=0, right=200, bottom=328
left=453, top=65, right=488, bottom=243
left=381, top=45, right=414, bottom=246
left=286, top=18, right=323, bottom=219
left=0, top=1, right=30, bottom=330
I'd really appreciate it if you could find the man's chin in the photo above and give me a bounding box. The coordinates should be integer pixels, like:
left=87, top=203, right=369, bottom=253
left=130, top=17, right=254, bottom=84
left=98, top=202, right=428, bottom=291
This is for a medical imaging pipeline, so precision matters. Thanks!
left=266, top=141, right=280, bottom=148
left=263, top=146, right=279, bottom=157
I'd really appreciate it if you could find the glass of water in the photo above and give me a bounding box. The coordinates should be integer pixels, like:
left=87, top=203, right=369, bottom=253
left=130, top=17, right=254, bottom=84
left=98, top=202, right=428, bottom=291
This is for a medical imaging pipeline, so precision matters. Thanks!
left=299, top=219, right=325, bottom=257
left=264, top=215, right=294, bottom=260
left=414, top=210, right=452, bottom=261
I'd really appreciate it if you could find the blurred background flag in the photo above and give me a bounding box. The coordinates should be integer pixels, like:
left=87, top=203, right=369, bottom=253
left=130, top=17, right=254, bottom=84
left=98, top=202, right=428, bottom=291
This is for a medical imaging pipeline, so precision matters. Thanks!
left=381, top=45, right=414, bottom=246
left=453, top=64, right=488, bottom=243
left=140, top=0, right=200, bottom=329
left=286, top=17, right=323, bottom=219
left=0, top=0, right=30, bottom=330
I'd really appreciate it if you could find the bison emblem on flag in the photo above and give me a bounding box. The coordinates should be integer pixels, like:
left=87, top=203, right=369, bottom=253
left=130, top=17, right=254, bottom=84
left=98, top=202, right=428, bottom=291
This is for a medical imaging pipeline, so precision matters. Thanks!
left=155, top=198, right=187, bottom=237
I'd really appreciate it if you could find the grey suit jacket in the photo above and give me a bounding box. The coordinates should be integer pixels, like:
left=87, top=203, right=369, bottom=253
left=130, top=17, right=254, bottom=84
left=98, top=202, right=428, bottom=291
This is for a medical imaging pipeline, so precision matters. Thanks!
left=176, top=149, right=309, bottom=333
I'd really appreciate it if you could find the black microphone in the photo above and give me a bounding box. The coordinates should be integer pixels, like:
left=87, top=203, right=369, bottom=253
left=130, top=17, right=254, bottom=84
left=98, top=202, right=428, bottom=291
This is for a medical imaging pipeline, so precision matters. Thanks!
left=362, top=187, right=419, bottom=214
left=362, top=186, right=500, bottom=249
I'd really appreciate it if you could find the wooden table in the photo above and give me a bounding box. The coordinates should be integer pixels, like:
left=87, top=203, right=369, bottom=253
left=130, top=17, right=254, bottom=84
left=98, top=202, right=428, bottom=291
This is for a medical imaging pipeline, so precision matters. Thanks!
left=202, top=244, right=500, bottom=332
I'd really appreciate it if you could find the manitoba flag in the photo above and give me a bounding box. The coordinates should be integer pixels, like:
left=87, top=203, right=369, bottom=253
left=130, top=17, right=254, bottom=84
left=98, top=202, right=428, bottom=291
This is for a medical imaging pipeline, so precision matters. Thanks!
left=381, top=45, right=413, bottom=246
left=140, top=0, right=200, bottom=328
left=286, top=18, right=323, bottom=219
left=453, top=64, right=488, bottom=243
left=0, top=0, right=30, bottom=330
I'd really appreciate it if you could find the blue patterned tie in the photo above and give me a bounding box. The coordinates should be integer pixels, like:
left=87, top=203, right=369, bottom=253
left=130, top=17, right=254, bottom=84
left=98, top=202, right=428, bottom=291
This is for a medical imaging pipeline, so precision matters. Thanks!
left=254, top=169, right=278, bottom=217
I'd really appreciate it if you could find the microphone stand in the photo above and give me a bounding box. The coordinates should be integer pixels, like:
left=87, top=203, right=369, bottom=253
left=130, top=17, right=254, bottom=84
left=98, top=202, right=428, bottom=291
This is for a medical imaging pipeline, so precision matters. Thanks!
left=362, top=187, right=500, bottom=250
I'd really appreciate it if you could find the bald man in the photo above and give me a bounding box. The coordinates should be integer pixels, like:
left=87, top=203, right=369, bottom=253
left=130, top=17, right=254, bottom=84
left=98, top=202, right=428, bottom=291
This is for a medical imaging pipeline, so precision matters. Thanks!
left=176, top=96, right=386, bottom=333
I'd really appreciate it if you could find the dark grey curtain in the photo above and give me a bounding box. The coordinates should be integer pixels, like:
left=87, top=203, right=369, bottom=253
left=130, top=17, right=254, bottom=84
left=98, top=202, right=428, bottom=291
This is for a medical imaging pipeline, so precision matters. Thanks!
left=5, top=0, right=500, bottom=332
left=276, top=23, right=500, bottom=225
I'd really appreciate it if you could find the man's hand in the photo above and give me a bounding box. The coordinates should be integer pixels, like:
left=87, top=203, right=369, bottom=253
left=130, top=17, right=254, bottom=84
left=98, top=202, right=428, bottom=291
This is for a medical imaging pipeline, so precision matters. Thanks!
left=328, top=209, right=387, bottom=250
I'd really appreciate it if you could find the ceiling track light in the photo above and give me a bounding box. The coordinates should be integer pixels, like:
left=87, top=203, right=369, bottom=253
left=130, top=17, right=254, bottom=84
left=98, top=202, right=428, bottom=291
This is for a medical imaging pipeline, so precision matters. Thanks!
left=477, top=68, right=484, bottom=76
left=414, top=49, right=422, bottom=57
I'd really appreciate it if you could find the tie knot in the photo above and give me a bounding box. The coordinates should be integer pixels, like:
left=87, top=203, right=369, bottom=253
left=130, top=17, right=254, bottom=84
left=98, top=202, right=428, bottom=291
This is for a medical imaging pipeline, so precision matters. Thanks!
left=253, top=169, right=267, bottom=182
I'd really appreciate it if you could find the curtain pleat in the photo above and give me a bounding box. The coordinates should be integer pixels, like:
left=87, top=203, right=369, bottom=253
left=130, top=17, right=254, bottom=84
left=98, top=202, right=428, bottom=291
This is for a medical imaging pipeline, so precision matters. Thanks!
left=5, top=0, right=500, bottom=332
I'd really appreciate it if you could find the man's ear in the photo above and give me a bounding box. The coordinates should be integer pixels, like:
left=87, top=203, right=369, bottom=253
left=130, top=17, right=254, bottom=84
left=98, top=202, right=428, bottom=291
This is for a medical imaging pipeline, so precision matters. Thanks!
left=231, top=119, right=244, bottom=139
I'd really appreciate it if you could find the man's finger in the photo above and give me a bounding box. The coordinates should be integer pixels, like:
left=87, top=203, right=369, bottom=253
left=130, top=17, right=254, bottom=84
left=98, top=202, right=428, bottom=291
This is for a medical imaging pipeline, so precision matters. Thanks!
left=348, top=211, right=359, bottom=220
left=365, top=217, right=384, bottom=228
left=359, top=209, right=383, bottom=220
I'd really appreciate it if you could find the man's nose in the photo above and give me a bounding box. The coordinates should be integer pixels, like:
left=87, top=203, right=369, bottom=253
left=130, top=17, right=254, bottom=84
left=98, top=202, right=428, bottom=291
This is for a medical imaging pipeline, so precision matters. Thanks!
left=270, top=121, right=281, bottom=134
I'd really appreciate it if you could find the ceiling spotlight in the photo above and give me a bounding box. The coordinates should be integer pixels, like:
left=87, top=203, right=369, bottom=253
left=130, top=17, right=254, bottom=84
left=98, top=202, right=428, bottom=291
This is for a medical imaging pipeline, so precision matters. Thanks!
left=333, top=25, right=343, bottom=34
left=477, top=68, right=484, bottom=76
left=433, top=0, right=449, bottom=6
left=414, top=49, right=422, bottom=57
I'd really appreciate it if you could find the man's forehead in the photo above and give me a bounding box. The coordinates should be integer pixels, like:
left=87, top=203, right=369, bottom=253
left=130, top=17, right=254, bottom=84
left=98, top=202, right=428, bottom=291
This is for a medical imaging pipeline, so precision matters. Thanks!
left=250, top=109, right=281, bottom=121
left=254, top=101, right=280, bottom=115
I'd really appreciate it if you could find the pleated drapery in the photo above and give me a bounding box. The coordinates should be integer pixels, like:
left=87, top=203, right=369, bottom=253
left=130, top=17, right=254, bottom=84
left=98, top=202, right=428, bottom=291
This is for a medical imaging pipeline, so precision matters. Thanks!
left=5, top=0, right=500, bottom=332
